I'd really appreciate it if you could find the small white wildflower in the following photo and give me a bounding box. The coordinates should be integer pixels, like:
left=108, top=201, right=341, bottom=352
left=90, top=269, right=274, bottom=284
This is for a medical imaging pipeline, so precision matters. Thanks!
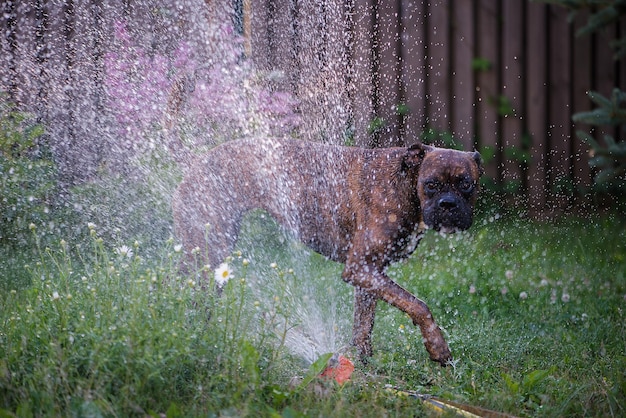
left=501, top=287, right=508, bottom=296
left=52, top=291, right=60, bottom=301
left=174, top=244, right=183, bottom=253
left=242, top=258, right=250, bottom=266
left=116, top=245, right=133, bottom=258
left=270, top=262, right=278, bottom=269
left=469, top=285, right=476, bottom=294
left=28, top=223, right=36, bottom=231
left=87, top=222, right=96, bottom=230
left=519, top=291, right=528, bottom=300
left=214, top=262, right=233, bottom=287
left=561, top=292, right=570, bottom=303
left=505, top=270, right=514, bottom=280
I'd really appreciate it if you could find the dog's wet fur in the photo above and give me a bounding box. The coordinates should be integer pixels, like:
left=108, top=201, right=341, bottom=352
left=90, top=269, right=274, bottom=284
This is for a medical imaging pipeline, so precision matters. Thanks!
left=173, top=138, right=483, bottom=365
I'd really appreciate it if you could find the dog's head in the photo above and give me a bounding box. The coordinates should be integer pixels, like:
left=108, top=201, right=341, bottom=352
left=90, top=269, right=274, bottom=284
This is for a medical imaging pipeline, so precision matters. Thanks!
left=404, top=143, right=483, bottom=233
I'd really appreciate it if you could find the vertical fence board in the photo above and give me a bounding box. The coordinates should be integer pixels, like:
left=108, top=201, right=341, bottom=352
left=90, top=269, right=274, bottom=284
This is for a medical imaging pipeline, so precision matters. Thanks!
left=426, top=0, right=450, bottom=133
left=250, top=0, right=271, bottom=69
left=526, top=3, right=549, bottom=213
left=400, top=0, right=426, bottom=144
left=351, top=0, right=375, bottom=147
left=12, top=2, right=39, bottom=108
left=295, top=0, right=324, bottom=141
left=501, top=2, right=525, bottom=193
left=571, top=11, right=593, bottom=196
left=450, top=1, right=474, bottom=149
left=0, top=2, right=16, bottom=95
left=45, top=1, right=76, bottom=182
left=330, top=0, right=354, bottom=143
left=269, top=0, right=295, bottom=93
left=548, top=6, right=573, bottom=206
left=376, top=0, right=402, bottom=146
left=475, top=0, right=500, bottom=182
left=595, top=20, right=618, bottom=147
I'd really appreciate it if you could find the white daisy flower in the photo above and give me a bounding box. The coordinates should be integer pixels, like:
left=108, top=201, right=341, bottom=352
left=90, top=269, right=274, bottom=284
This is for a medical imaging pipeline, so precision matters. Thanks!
left=214, top=262, right=233, bottom=287
left=115, top=245, right=133, bottom=258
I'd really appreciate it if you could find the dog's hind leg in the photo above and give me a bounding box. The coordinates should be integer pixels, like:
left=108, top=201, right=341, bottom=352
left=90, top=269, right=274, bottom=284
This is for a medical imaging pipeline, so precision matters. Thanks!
left=352, top=288, right=377, bottom=359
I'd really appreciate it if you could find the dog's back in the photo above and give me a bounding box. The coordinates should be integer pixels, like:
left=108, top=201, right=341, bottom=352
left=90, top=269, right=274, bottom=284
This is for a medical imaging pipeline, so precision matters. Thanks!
left=173, top=138, right=368, bottom=266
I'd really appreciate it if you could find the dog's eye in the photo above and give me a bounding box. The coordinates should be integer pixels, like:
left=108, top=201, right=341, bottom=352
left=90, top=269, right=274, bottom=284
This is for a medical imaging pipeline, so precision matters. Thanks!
left=424, top=181, right=439, bottom=193
left=459, top=179, right=474, bottom=194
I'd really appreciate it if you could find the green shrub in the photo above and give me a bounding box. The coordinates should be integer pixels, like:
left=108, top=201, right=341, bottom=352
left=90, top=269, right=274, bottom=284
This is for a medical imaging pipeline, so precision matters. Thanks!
left=0, top=94, right=57, bottom=247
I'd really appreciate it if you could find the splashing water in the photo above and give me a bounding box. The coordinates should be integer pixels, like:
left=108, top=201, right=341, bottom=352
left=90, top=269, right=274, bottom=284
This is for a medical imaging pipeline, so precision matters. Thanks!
left=279, top=282, right=348, bottom=365
left=100, top=2, right=353, bottom=364
left=235, top=214, right=352, bottom=365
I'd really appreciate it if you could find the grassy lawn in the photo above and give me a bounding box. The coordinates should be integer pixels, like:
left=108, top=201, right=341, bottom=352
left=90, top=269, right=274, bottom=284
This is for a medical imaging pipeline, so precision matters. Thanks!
left=1, top=213, right=624, bottom=417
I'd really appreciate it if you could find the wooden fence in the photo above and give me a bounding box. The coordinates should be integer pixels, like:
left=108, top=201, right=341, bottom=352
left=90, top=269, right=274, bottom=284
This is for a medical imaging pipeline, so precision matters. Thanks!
left=2, top=0, right=625, bottom=214
left=250, top=0, right=626, bottom=212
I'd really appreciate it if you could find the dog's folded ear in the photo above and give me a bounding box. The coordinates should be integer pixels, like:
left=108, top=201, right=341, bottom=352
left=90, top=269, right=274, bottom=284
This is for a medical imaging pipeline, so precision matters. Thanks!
left=403, top=142, right=431, bottom=169
left=472, top=151, right=484, bottom=176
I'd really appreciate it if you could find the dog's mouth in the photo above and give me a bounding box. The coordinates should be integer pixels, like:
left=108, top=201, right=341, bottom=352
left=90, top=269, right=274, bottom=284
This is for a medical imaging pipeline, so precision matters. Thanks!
left=424, top=214, right=473, bottom=234
left=437, top=225, right=461, bottom=234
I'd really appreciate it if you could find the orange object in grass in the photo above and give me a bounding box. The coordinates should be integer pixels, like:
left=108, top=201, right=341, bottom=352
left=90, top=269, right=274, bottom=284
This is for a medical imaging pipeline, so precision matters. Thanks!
left=320, top=355, right=354, bottom=385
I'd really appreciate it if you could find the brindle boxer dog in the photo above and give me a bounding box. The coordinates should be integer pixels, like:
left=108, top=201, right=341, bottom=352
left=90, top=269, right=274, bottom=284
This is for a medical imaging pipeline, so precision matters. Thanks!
left=172, top=138, right=483, bottom=365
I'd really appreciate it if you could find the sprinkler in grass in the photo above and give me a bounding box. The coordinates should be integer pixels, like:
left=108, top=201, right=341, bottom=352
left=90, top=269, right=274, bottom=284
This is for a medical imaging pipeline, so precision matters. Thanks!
left=320, top=353, right=355, bottom=385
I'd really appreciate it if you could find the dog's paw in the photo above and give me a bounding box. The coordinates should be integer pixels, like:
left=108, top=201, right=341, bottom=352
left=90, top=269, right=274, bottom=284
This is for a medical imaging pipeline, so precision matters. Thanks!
left=429, top=345, right=452, bottom=367
left=422, top=332, right=452, bottom=366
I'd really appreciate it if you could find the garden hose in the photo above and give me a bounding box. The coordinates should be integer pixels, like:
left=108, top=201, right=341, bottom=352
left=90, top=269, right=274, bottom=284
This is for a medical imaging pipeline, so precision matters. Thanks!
left=387, top=386, right=518, bottom=418
left=321, top=355, right=516, bottom=417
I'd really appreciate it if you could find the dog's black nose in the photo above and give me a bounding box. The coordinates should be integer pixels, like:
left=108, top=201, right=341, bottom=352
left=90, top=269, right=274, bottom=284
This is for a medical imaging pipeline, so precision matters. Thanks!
left=438, top=195, right=458, bottom=210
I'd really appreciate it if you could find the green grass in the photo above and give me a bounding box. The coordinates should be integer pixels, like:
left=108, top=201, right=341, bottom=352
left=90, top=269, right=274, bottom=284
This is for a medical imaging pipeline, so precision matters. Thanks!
left=1, top=214, right=625, bottom=417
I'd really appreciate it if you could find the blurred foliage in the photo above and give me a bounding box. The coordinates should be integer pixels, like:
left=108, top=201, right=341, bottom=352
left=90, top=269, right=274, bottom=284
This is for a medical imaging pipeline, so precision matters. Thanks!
left=536, top=0, right=626, bottom=198
left=420, top=127, right=463, bottom=150
left=536, top=0, right=626, bottom=58
left=0, top=93, right=57, bottom=247
left=471, top=57, right=492, bottom=72
left=70, top=172, right=175, bottom=254
left=574, top=89, right=626, bottom=194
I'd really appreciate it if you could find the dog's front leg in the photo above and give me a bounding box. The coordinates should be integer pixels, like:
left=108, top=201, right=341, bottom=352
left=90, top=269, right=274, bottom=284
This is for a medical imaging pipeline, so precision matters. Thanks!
left=342, top=264, right=452, bottom=366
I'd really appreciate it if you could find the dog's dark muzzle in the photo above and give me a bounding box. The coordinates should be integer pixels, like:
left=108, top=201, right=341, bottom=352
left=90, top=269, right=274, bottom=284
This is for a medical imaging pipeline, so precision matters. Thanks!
left=423, top=193, right=473, bottom=233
